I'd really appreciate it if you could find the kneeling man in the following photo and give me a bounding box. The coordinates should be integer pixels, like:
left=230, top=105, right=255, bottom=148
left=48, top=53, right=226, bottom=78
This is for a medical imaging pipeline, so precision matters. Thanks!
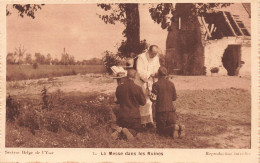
left=116, top=69, right=146, bottom=133
left=152, top=67, right=185, bottom=139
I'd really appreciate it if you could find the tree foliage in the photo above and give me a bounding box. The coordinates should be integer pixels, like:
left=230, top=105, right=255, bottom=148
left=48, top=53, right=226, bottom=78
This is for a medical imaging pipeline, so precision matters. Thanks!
left=25, top=53, right=33, bottom=64
left=149, top=3, right=175, bottom=30
left=60, top=52, right=75, bottom=65
left=7, top=46, right=104, bottom=66
left=6, top=45, right=27, bottom=64
left=117, top=39, right=149, bottom=58
left=149, top=3, right=232, bottom=31
left=46, top=53, right=52, bottom=65
left=102, top=51, right=121, bottom=74
left=35, top=53, right=46, bottom=64
left=6, top=53, right=15, bottom=64
left=97, top=4, right=126, bottom=26
left=15, top=45, right=27, bottom=64
left=51, top=58, right=60, bottom=65
left=98, top=3, right=232, bottom=57
left=6, top=4, right=45, bottom=19
left=81, top=58, right=103, bottom=65
left=98, top=3, right=233, bottom=29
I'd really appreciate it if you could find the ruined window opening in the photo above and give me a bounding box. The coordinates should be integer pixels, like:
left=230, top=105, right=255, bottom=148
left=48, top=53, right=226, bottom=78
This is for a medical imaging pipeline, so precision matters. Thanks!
left=222, top=44, right=242, bottom=76
left=202, top=11, right=250, bottom=40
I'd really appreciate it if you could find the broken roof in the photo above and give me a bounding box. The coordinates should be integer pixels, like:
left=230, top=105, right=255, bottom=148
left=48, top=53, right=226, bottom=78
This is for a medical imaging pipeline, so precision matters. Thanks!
left=199, top=3, right=251, bottom=40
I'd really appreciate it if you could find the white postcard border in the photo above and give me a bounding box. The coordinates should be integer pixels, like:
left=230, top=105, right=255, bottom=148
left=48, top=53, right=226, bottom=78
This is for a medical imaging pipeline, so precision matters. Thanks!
left=0, top=0, right=259, bottom=162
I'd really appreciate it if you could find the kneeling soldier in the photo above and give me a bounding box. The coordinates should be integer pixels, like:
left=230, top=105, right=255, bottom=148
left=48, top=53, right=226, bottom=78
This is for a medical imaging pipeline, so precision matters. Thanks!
left=115, top=69, right=146, bottom=139
left=152, top=67, right=185, bottom=139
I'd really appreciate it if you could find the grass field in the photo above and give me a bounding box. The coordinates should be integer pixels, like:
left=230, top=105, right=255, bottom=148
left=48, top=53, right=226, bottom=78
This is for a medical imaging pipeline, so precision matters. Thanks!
left=6, top=87, right=250, bottom=148
left=6, top=72, right=251, bottom=148
left=6, top=64, right=106, bottom=81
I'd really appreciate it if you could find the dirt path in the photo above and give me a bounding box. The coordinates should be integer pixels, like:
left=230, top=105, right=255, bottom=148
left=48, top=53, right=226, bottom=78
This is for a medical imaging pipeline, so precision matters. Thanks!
left=7, top=74, right=251, bottom=96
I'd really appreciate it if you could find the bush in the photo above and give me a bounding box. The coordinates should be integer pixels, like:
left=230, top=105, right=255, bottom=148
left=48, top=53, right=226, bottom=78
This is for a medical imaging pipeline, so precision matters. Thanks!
left=102, top=51, right=121, bottom=74
left=6, top=91, right=116, bottom=138
left=102, top=39, right=149, bottom=74
left=41, top=86, right=53, bottom=111
left=17, top=106, right=40, bottom=135
left=43, top=117, right=60, bottom=133
left=118, top=39, right=149, bottom=58
left=32, top=63, right=38, bottom=69
left=71, top=69, right=77, bottom=75
left=6, top=95, right=20, bottom=122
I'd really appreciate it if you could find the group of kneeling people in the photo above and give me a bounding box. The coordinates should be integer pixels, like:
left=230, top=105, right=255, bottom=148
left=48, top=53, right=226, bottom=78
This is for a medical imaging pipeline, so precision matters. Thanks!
left=113, top=45, right=185, bottom=140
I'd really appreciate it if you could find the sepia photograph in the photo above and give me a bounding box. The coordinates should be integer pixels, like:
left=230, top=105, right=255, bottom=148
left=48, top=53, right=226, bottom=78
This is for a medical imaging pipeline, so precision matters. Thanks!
left=4, top=2, right=252, bottom=149
left=2, top=1, right=258, bottom=162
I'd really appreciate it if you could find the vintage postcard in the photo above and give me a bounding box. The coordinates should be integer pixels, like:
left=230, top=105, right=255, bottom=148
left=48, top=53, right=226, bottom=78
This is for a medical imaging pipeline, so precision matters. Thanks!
left=0, top=0, right=259, bottom=162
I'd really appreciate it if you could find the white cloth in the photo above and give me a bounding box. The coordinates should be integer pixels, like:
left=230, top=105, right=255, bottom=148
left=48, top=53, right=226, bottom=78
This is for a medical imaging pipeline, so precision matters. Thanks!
left=134, top=52, right=160, bottom=124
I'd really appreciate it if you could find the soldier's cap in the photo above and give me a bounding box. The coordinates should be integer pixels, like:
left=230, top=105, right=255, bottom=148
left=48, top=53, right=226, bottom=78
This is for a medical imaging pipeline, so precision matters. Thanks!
left=158, top=66, right=168, bottom=76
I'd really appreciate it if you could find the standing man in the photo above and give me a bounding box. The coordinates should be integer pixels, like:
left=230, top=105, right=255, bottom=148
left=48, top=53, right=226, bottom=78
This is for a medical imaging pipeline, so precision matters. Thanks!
left=135, top=45, right=161, bottom=127
left=116, top=69, right=146, bottom=133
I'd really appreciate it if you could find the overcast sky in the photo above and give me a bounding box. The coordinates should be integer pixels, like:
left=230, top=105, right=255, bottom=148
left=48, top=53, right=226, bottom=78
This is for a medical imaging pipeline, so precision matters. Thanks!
left=7, top=4, right=168, bottom=61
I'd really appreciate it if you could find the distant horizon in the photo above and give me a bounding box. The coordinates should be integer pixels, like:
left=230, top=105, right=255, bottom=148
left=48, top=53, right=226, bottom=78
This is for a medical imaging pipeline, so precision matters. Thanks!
left=7, top=47, right=112, bottom=61
left=7, top=4, right=168, bottom=61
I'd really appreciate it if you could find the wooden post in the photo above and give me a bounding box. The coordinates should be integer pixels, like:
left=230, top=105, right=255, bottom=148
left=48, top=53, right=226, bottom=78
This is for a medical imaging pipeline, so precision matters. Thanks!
left=204, top=33, right=208, bottom=40
left=222, top=11, right=237, bottom=36
left=210, top=24, right=215, bottom=34
left=201, top=16, right=212, bottom=38
left=230, top=14, right=244, bottom=36
left=213, top=27, right=217, bottom=32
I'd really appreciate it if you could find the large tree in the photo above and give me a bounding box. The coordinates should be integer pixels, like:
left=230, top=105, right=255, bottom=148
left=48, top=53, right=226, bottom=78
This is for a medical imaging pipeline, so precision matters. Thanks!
left=98, top=3, right=231, bottom=53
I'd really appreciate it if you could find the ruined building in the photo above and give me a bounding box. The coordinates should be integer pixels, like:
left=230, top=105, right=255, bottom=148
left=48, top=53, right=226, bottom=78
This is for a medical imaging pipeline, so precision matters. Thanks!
left=166, top=3, right=251, bottom=76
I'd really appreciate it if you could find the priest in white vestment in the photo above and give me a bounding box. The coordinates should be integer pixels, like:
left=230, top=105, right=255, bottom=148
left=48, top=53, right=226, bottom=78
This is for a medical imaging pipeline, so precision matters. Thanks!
left=135, top=45, right=161, bottom=126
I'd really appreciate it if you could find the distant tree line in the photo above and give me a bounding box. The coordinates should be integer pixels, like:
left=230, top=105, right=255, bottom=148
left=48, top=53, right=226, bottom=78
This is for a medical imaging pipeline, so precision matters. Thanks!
left=79, top=58, right=103, bottom=65
left=6, top=46, right=103, bottom=65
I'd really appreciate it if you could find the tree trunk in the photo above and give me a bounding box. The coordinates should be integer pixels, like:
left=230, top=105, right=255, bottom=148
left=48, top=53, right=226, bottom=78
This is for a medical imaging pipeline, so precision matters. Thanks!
left=125, top=4, right=140, bottom=56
